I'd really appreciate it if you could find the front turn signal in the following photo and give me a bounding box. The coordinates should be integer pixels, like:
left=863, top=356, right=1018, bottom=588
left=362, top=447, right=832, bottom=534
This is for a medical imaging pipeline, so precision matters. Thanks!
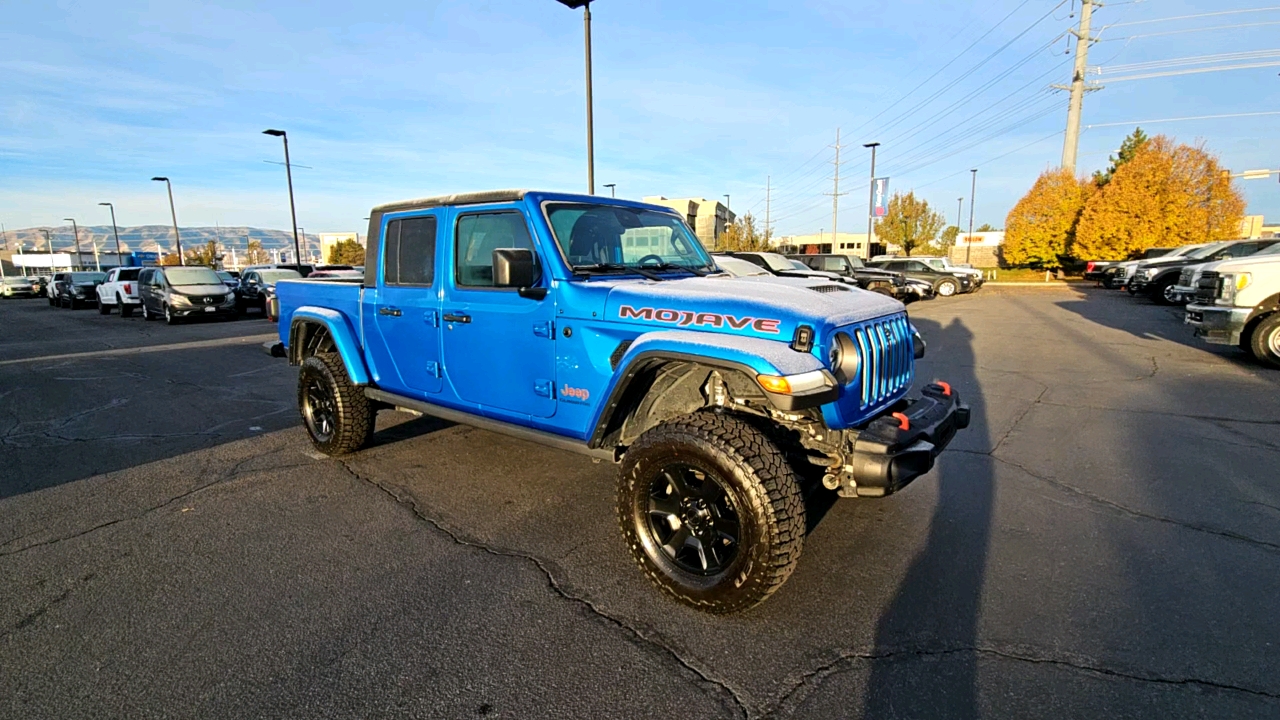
left=757, top=375, right=792, bottom=394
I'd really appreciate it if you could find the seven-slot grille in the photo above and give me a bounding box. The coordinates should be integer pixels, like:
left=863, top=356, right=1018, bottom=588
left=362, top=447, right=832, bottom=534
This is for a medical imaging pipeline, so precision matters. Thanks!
left=1196, top=271, right=1221, bottom=303
left=1178, top=267, right=1196, bottom=287
left=849, top=314, right=914, bottom=409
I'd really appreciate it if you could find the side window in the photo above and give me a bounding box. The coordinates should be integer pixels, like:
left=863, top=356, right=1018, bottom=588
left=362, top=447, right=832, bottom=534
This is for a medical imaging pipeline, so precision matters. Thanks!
left=384, top=215, right=437, bottom=286
left=821, top=257, right=846, bottom=273
left=138, top=270, right=151, bottom=286
left=886, top=261, right=906, bottom=272
left=455, top=212, right=537, bottom=288
left=907, top=261, right=929, bottom=272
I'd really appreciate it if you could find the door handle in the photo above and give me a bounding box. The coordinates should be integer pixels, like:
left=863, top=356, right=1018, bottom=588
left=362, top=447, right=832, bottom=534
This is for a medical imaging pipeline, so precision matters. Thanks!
left=379, top=307, right=402, bottom=317
left=443, top=312, right=471, bottom=324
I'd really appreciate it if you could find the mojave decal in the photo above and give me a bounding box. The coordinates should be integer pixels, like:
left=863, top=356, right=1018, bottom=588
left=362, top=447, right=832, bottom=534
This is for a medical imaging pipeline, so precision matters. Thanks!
left=619, top=305, right=782, bottom=334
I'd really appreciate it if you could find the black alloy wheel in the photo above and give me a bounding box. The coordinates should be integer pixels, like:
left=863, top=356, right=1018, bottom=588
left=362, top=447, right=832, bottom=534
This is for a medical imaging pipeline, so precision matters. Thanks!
left=302, top=373, right=338, bottom=444
left=647, top=464, right=741, bottom=575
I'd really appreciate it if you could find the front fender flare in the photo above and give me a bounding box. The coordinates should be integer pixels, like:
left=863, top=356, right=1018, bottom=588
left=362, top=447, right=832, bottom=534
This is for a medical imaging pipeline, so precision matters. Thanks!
left=289, top=306, right=369, bottom=386
left=586, top=330, right=829, bottom=449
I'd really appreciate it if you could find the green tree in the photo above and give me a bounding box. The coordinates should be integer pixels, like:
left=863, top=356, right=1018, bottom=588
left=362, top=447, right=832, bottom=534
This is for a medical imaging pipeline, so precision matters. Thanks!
left=877, top=191, right=945, bottom=256
left=1075, top=135, right=1245, bottom=260
left=328, top=238, right=367, bottom=265
left=245, top=239, right=269, bottom=265
left=1003, top=168, right=1096, bottom=268
left=185, top=240, right=218, bottom=267
left=1093, top=127, right=1149, bottom=187
left=718, top=213, right=770, bottom=251
left=975, top=223, right=997, bottom=232
left=940, top=225, right=960, bottom=248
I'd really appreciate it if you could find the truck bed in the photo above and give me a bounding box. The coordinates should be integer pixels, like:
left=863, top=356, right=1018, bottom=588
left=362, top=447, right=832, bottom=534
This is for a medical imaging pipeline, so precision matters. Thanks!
left=276, top=278, right=363, bottom=346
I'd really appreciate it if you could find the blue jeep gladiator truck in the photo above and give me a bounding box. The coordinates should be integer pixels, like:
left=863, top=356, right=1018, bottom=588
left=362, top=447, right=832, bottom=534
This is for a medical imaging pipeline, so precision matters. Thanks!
left=274, top=190, right=968, bottom=613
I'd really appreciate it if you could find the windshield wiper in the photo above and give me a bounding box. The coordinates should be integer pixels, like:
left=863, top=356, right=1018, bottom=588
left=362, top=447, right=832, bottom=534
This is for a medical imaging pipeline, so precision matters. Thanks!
left=648, top=262, right=711, bottom=277
left=573, top=263, right=665, bottom=281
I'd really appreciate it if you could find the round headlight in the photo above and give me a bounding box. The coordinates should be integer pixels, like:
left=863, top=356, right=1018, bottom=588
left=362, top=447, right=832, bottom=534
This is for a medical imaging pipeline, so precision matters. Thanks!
left=830, top=332, right=860, bottom=384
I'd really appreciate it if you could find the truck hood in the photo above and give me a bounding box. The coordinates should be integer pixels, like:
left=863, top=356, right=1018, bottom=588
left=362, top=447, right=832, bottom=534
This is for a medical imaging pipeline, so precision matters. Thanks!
left=603, top=275, right=903, bottom=340
left=1198, top=253, right=1280, bottom=274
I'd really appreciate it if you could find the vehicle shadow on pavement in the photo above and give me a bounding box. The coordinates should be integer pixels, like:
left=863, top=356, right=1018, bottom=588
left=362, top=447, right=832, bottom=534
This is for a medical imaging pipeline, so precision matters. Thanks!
left=1056, top=286, right=1244, bottom=357
left=862, top=316, right=993, bottom=718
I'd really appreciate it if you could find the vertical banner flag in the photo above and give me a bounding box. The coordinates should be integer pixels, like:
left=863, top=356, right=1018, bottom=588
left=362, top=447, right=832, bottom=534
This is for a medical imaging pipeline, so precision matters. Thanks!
left=872, top=178, right=890, bottom=217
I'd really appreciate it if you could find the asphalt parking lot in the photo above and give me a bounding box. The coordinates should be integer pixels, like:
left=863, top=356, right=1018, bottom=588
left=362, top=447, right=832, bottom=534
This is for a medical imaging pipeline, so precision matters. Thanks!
left=2, top=288, right=1278, bottom=719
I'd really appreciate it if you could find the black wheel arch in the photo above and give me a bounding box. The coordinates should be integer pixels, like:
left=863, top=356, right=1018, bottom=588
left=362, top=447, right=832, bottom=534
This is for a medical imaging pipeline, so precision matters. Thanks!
left=289, top=319, right=338, bottom=366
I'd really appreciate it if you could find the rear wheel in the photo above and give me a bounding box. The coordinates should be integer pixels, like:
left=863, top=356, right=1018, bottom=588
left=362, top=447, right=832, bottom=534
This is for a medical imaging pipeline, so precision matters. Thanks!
left=298, top=352, right=375, bottom=455
left=1248, top=314, right=1280, bottom=369
left=935, top=278, right=958, bottom=297
left=618, top=412, right=805, bottom=613
left=119, top=295, right=133, bottom=318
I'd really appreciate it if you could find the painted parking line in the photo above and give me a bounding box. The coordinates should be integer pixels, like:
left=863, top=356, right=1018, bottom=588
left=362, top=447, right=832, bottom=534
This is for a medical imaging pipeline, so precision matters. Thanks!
left=0, top=334, right=279, bottom=366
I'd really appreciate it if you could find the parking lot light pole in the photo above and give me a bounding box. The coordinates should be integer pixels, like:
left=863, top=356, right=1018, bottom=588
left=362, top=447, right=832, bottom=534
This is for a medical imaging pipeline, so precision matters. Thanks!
left=151, top=177, right=184, bottom=265
left=99, top=202, right=123, bottom=262
left=966, top=169, right=978, bottom=265
left=63, top=218, right=82, bottom=270
left=262, top=129, right=302, bottom=269
left=603, top=183, right=615, bottom=197
left=555, top=0, right=594, bottom=194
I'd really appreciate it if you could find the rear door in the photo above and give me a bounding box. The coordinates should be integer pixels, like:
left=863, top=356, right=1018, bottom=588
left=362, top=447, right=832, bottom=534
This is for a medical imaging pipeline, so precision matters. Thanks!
left=440, top=207, right=557, bottom=418
left=369, top=212, right=444, bottom=396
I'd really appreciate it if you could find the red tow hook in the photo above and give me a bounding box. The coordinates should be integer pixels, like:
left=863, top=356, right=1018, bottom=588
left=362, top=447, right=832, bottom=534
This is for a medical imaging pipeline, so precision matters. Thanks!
left=934, top=381, right=952, bottom=397
left=891, top=412, right=911, bottom=431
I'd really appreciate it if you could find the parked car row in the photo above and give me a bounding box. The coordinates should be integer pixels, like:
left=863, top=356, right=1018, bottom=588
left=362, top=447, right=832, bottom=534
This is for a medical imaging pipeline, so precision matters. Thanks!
left=1092, top=238, right=1280, bottom=368
left=709, top=251, right=977, bottom=304
left=29, top=263, right=364, bottom=325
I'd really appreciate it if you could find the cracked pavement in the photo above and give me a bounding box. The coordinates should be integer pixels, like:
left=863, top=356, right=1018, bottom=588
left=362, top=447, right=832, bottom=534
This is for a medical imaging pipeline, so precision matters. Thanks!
left=1, top=287, right=1278, bottom=718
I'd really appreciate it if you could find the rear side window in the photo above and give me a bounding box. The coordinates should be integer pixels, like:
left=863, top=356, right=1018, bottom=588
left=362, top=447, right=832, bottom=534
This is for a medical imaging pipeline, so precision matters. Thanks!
left=906, top=261, right=930, bottom=272
left=455, top=212, right=536, bottom=287
left=384, top=215, right=438, bottom=286
left=118, top=268, right=140, bottom=281
left=820, top=257, right=846, bottom=273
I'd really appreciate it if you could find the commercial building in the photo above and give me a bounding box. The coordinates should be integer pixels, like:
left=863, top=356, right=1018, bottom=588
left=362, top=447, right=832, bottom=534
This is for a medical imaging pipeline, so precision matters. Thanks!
left=642, top=197, right=734, bottom=248
left=949, top=232, right=1005, bottom=267
left=776, top=232, right=876, bottom=259
left=319, top=232, right=361, bottom=264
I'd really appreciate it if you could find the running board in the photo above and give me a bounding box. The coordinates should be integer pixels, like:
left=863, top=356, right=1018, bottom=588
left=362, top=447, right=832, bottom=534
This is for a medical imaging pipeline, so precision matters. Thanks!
left=363, top=388, right=617, bottom=463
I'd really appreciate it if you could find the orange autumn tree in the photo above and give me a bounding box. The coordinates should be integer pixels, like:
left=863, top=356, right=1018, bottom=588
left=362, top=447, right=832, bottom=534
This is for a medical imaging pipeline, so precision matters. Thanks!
left=1002, top=168, right=1096, bottom=268
left=1073, top=136, right=1245, bottom=260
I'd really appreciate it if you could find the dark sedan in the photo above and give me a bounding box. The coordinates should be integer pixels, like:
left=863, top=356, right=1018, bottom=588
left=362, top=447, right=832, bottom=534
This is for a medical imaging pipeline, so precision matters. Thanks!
left=866, top=258, right=972, bottom=297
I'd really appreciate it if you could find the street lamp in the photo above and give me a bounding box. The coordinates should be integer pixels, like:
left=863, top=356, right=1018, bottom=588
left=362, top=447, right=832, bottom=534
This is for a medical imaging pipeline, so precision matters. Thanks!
left=263, top=129, right=303, bottom=269
left=603, top=183, right=616, bottom=197
left=99, top=202, right=122, bottom=264
left=63, top=218, right=81, bottom=270
left=966, top=169, right=978, bottom=265
left=555, top=0, right=595, bottom=194
left=151, top=177, right=184, bottom=265
left=723, top=194, right=730, bottom=211
left=863, top=142, right=880, bottom=249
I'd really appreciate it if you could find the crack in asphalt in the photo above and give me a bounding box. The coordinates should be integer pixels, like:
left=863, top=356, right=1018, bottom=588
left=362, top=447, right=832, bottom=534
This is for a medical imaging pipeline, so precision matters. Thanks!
left=987, top=387, right=1047, bottom=456
left=0, top=454, right=267, bottom=557
left=958, top=450, right=1280, bottom=554
left=0, top=573, right=96, bottom=640
left=767, top=643, right=1280, bottom=714
left=1034, top=399, right=1280, bottom=427
left=334, top=458, right=750, bottom=720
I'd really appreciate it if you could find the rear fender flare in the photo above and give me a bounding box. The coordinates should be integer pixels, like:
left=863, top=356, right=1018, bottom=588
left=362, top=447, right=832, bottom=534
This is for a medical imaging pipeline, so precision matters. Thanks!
left=586, top=330, right=827, bottom=449
left=288, top=306, right=369, bottom=386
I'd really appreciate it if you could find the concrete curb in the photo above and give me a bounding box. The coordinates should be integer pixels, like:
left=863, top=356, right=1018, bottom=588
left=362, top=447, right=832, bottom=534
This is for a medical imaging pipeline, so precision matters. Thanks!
left=983, top=281, right=1084, bottom=287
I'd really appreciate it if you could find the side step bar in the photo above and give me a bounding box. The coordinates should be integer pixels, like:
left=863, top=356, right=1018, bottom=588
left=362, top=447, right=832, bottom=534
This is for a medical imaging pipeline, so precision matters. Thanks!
left=364, top=387, right=617, bottom=463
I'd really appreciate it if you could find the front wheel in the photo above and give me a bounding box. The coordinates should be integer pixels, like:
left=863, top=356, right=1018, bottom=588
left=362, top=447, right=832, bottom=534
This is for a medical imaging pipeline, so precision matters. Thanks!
left=618, top=412, right=805, bottom=613
left=98, top=297, right=111, bottom=314
left=935, top=278, right=958, bottom=297
left=1152, top=278, right=1179, bottom=305
left=298, top=352, right=375, bottom=455
left=164, top=304, right=180, bottom=325
left=1248, top=314, right=1280, bottom=369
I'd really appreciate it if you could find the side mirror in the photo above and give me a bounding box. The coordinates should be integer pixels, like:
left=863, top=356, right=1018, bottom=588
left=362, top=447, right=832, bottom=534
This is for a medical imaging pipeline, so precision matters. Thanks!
left=493, top=248, right=546, bottom=300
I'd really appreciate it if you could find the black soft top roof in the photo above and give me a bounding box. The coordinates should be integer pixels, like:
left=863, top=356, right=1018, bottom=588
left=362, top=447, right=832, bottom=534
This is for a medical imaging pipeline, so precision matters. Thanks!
left=371, top=190, right=529, bottom=215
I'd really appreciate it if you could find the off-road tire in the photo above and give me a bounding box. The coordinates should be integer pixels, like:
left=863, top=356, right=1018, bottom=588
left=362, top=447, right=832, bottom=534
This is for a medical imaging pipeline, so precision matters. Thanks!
left=935, top=278, right=958, bottom=297
left=618, top=411, right=805, bottom=613
left=119, top=295, right=133, bottom=318
left=1248, top=313, right=1280, bottom=369
left=298, top=352, right=375, bottom=455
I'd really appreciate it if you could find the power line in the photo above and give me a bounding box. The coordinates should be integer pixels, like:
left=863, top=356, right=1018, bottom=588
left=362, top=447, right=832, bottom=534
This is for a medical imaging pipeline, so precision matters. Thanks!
left=1097, top=49, right=1280, bottom=73
left=1102, top=6, right=1280, bottom=29
left=1101, top=60, right=1280, bottom=82
left=1085, top=110, right=1280, bottom=129
left=1103, top=21, right=1280, bottom=41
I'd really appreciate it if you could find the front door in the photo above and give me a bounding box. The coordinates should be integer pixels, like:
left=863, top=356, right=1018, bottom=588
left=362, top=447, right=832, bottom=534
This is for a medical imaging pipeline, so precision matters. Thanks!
left=440, top=208, right=557, bottom=418
left=370, top=212, right=443, bottom=396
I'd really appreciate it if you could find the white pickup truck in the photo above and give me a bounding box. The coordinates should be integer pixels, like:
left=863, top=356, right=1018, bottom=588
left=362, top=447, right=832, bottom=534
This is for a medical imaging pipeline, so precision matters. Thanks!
left=95, top=267, right=144, bottom=317
left=1185, top=243, right=1280, bottom=368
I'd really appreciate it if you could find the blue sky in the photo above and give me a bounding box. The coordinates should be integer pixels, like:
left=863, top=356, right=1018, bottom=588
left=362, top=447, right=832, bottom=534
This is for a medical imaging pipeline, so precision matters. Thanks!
left=2, top=0, right=1278, bottom=239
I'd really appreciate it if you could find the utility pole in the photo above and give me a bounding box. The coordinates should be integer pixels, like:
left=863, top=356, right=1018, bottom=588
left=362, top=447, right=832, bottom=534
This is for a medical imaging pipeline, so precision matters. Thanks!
left=824, top=129, right=848, bottom=247
left=863, top=142, right=880, bottom=250
left=966, top=169, right=978, bottom=265
left=1059, top=0, right=1100, bottom=174
left=764, top=175, right=772, bottom=242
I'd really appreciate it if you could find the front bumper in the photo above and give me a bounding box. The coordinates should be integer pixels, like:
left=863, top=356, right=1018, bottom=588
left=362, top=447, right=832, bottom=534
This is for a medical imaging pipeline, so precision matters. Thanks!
left=171, top=305, right=238, bottom=318
left=1185, top=303, right=1250, bottom=345
left=836, top=382, right=970, bottom=498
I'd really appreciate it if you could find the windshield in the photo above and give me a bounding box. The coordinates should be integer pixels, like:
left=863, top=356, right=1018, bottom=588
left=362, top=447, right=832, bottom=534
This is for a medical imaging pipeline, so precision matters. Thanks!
left=1252, top=243, right=1280, bottom=257
left=71, top=272, right=106, bottom=283
left=713, top=256, right=770, bottom=277
left=259, top=270, right=303, bottom=284
left=1184, top=242, right=1229, bottom=260
left=117, top=268, right=141, bottom=280
left=3, top=277, right=30, bottom=285
left=217, top=271, right=234, bottom=281
left=546, top=203, right=713, bottom=272
left=164, top=267, right=222, bottom=286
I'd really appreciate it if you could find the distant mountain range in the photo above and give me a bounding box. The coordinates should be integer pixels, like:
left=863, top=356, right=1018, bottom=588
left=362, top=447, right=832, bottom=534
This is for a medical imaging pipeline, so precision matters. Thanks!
left=2, top=225, right=332, bottom=255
